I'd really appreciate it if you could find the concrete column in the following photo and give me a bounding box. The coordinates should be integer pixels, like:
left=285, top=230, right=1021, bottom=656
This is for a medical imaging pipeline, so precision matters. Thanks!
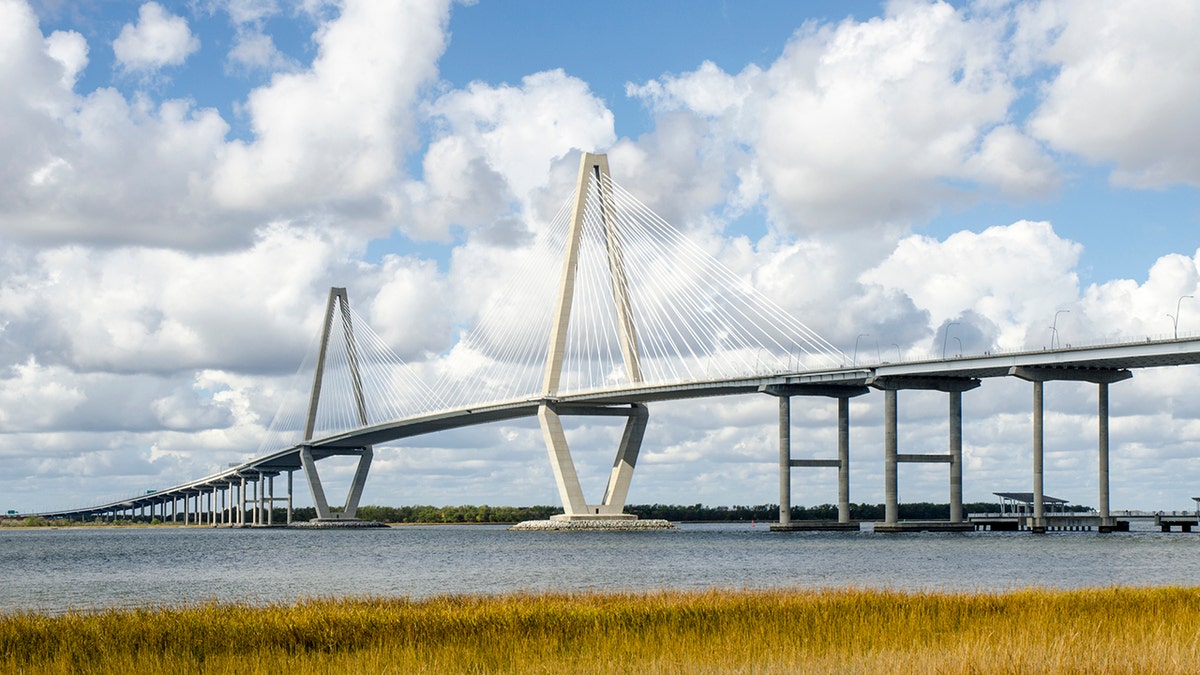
left=287, top=470, right=294, bottom=525
left=1033, top=381, right=1045, bottom=532
left=240, top=476, right=246, bottom=525
left=537, top=406, right=588, bottom=516
left=837, top=396, right=850, bottom=524
left=778, top=396, right=791, bottom=526
left=268, top=475, right=275, bottom=526
left=884, top=389, right=898, bottom=525
left=949, top=390, right=963, bottom=523
left=171, top=497, right=177, bottom=523
left=1098, top=381, right=1111, bottom=526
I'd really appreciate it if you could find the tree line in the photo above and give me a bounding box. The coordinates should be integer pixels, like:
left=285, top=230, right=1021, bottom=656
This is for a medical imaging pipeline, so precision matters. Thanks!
left=287, top=501, right=1091, bottom=524
left=3, top=501, right=1093, bottom=526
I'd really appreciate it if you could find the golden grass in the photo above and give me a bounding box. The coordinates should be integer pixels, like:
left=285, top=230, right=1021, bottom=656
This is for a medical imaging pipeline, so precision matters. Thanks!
left=3, top=586, right=1199, bottom=673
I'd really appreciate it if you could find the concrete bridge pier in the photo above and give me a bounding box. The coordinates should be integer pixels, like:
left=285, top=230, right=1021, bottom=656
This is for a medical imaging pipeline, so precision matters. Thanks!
left=251, top=477, right=260, bottom=525
left=1010, top=366, right=1132, bottom=533
left=870, top=376, right=980, bottom=532
left=949, top=390, right=963, bottom=523
left=287, top=470, right=294, bottom=524
left=885, top=390, right=898, bottom=525
left=239, top=475, right=247, bottom=526
left=762, top=383, right=868, bottom=532
left=537, top=403, right=649, bottom=521
left=1098, top=381, right=1110, bottom=528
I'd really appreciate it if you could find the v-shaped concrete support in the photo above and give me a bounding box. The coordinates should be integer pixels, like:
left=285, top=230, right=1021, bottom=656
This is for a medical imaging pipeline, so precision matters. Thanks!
left=538, top=403, right=648, bottom=519
left=299, top=445, right=372, bottom=520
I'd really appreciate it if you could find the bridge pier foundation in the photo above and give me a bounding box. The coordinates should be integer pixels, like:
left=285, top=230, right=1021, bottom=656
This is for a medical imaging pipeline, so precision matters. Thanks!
left=1099, top=382, right=1114, bottom=530
left=950, top=390, right=963, bottom=524
left=287, top=470, right=294, bottom=525
left=1011, top=367, right=1131, bottom=534
left=869, top=376, right=980, bottom=529
left=778, top=396, right=791, bottom=527
left=1033, top=380, right=1045, bottom=532
left=763, top=384, right=867, bottom=532
left=538, top=403, right=648, bottom=521
left=299, top=446, right=373, bottom=522
left=885, top=390, right=898, bottom=525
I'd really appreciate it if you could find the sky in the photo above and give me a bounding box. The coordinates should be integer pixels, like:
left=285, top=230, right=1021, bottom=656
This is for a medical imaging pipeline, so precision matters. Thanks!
left=3, top=0, right=1200, bottom=515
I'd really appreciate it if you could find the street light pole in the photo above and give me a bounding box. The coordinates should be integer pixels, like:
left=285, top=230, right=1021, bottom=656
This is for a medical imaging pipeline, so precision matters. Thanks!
left=1051, top=310, right=1070, bottom=349
left=854, top=333, right=868, bottom=366
left=1174, top=295, right=1194, bottom=339
left=953, top=336, right=963, bottom=357
left=942, top=322, right=959, bottom=359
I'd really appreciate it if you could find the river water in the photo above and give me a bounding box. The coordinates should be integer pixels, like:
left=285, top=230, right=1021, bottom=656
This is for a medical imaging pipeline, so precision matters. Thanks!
left=2, top=522, right=1198, bottom=613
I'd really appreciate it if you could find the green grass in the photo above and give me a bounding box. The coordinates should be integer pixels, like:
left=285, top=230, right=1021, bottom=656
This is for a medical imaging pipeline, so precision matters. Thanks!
left=3, top=586, right=1199, bottom=673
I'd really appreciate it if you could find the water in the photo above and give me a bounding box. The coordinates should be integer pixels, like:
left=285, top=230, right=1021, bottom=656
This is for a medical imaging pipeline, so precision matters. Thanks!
left=2, top=522, right=1199, bottom=613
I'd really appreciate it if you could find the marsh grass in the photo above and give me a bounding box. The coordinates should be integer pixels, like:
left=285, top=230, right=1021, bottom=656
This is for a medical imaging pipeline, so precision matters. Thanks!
left=3, top=586, right=1199, bottom=673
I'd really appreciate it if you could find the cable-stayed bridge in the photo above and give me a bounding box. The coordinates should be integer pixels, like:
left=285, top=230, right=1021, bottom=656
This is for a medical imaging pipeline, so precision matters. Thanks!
left=28, top=153, right=1200, bottom=532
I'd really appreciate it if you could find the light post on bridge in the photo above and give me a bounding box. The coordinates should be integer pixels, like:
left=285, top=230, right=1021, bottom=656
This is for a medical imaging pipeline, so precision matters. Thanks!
left=941, top=322, right=959, bottom=359
left=1168, top=295, right=1193, bottom=339
left=953, top=337, right=963, bottom=357
left=854, top=333, right=869, bottom=366
left=1051, top=310, right=1069, bottom=349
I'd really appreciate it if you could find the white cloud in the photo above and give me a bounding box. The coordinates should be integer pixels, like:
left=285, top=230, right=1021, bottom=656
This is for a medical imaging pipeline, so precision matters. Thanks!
left=44, top=29, right=87, bottom=87
left=862, top=220, right=1082, bottom=350
left=430, top=70, right=614, bottom=200
left=626, top=0, right=1054, bottom=233
left=369, top=256, right=453, bottom=360
left=964, top=125, right=1058, bottom=197
left=212, top=0, right=452, bottom=219
left=1081, top=251, right=1200, bottom=340
left=218, top=0, right=280, bottom=25
left=112, top=2, right=200, bottom=73
left=226, top=27, right=296, bottom=73
left=1018, top=0, right=1200, bottom=188
left=0, top=1, right=245, bottom=248
left=0, top=225, right=366, bottom=375
left=0, top=0, right=459, bottom=249
left=405, top=70, right=616, bottom=240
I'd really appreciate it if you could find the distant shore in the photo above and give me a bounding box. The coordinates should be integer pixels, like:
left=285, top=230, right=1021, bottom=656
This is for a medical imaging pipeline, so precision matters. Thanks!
left=1, top=500, right=1095, bottom=528
left=3, top=586, right=1198, bottom=673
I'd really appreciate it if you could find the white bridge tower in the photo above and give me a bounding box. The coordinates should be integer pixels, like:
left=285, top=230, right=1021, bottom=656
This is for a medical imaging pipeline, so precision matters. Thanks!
left=540, top=153, right=649, bottom=522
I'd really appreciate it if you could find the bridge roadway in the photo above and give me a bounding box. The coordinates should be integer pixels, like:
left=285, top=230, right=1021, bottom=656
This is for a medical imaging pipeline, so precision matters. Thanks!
left=28, top=335, right=1200, bottom=524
